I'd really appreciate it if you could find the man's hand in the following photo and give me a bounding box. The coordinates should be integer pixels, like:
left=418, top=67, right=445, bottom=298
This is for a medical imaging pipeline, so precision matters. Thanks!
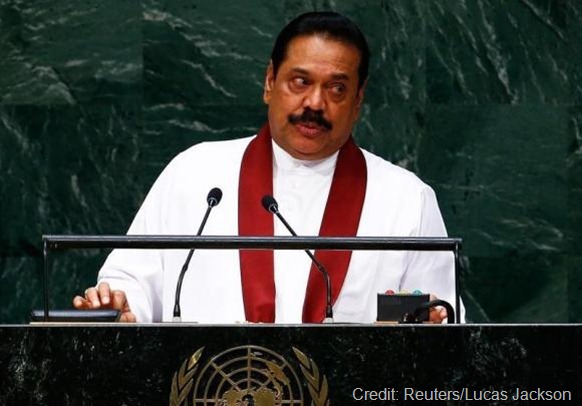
left=73, top=282, right=136, bottom=323
left=428, top=294, right=448, bottom=324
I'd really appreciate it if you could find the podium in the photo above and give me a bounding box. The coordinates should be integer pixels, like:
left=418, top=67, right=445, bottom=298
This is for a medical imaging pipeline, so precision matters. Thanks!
left=9, top=236, right=576, bottom=403
left=0, top=324, right=580, bottom=403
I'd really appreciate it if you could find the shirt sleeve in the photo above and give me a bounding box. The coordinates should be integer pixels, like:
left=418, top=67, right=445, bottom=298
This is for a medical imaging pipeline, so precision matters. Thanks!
left=399, top=186, right=466, bottom=322
left=97, top=162, right=174, bottom=322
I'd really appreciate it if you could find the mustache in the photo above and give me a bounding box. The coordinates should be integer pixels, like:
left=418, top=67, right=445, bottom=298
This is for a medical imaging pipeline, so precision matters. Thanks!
left=288, top=109, right=333, bottom=130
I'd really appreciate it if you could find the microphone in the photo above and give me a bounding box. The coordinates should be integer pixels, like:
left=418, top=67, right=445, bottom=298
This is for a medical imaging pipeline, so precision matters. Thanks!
left=261, top=195, right=333, bottom=323
left=173, top=187, right=223, bottom=321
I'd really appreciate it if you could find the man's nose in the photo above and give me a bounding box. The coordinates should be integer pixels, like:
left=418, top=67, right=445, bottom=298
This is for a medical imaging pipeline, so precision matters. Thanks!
left=302, top=86, right=325, bottom=111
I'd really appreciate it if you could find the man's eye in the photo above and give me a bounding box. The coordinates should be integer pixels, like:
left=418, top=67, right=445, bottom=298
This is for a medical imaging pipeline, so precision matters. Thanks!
left=329, top=83, right=346, bottom=96
left=290, top=77, right=308, bottom=89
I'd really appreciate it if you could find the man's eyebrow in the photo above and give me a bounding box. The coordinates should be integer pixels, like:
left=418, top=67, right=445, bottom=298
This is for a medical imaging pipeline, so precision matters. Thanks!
left=290, top=67, right=310, bottom=75
left=329, top=73, right=350, bottom=81
left=289, top=68, right=351, bottom=81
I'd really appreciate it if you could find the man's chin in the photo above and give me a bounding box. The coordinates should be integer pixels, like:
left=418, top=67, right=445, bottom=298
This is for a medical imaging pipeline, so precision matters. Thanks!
left=287, top=143, right=329, bottom=161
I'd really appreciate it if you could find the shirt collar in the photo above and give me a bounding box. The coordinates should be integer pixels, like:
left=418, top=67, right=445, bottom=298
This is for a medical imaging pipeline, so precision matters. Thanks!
left=271, top=139, right=339, bottom=172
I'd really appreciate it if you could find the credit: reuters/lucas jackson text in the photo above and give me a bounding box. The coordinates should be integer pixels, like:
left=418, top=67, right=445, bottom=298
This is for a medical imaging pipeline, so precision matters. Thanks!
left=351, top=387, right=572, bottom=402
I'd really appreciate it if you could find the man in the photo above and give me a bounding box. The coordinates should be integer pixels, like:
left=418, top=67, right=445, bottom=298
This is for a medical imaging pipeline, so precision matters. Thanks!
left=74, top=12, right=463, bottom=323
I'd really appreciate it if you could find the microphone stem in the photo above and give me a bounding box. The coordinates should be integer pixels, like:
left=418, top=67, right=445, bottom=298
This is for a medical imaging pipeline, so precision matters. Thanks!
left=173, top=203, right=213, bottom=320
left=274, top=210, right=333, bottom=321
left=316, top=262, right=333, bottom=321
left=274, top=211, right=297, bottom=236
left=197, top=203, right=214, bottom=235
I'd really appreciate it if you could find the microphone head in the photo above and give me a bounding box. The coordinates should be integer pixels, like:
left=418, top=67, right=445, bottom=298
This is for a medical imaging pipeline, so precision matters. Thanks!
left=207, top=187, right=223, bottom=207
left=261, top=195, right=278, bottom=214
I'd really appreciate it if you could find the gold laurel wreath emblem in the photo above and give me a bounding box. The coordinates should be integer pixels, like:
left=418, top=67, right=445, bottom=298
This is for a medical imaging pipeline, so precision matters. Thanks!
left=293, top=347, right=329, bottom=406
left=169, top=347, right=204, bottom=406
left=169, top=346, right=329, bottom=405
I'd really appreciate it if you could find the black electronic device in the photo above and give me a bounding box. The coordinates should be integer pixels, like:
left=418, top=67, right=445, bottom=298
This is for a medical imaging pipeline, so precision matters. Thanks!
left=377, top=292, right=430, bottom=322
left=30, top=309, right=121, bottom=323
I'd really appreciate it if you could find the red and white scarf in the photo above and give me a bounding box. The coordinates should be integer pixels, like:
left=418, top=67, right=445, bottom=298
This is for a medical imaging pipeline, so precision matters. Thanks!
left=238, top=123, right=367, bottom=322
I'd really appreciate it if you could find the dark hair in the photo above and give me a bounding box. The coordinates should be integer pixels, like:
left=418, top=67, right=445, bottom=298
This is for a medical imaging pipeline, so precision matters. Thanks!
left=270, top=12, right=370, bottom=89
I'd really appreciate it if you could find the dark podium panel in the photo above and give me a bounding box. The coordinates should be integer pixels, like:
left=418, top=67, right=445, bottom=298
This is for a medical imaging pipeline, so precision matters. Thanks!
left=0, top=324, right=580, bottom=404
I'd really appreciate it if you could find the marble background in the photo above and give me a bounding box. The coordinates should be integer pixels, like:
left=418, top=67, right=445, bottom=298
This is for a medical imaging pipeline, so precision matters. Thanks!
left=0, top=0, right=580, bottom=323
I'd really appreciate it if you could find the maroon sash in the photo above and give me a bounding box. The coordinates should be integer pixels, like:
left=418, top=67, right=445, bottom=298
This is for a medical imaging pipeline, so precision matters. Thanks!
left=238, top=124, right=367, bottom=322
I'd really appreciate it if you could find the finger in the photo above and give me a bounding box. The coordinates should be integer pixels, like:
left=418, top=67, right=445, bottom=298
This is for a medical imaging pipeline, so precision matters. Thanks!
left=433, top=308, right=447, bottom=323
left=110, top=290, right=135, bottom=323
left=119, top=312, right=137, bottom=323
left=429, top=313, right=440, bottom=323
left=73, top=295, right=91, bottom=309
left=111, top=290, right=128, bottom=311
left=97, top=282, right=111, bottom=305
left=85, top=287, right=101, bottom=308
left=429, top=306, right=447, bottom=323
left=439, top=307, right=448, bottom=322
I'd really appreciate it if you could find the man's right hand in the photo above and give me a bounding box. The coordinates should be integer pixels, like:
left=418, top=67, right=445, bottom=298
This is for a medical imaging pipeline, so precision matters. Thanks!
left=73, top=282, right=136, bottom=323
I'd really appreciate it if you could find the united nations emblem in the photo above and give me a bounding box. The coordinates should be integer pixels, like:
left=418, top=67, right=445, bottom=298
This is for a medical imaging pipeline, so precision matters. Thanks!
left=169, top=345, right=329, bottom=405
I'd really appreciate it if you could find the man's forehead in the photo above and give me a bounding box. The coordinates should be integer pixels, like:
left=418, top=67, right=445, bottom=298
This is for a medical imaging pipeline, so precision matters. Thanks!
left=285, top=34, right=361, bottom=56
left=279, top=35, right=361, bottom=77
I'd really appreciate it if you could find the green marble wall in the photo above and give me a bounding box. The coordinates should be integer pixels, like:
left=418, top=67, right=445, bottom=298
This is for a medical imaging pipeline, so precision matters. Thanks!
left=0, top=0, right=580, bottom=323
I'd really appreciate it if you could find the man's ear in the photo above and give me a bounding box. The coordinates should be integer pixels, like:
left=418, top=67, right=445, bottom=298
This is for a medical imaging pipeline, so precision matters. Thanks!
left=355, top=78, right=368, bottom=108
left=263, top=61, right=275, bottom=105
left=353, top=78, right=368, bottom=120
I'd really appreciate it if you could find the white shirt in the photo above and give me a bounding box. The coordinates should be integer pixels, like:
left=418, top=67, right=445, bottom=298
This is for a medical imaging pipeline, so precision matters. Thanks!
left=272, top=141, right=338, bottom=323
left=98, top=135, right=464, bottom=323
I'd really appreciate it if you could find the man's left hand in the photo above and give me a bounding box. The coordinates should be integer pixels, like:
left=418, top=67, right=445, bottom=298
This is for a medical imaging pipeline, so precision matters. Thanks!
left=428, top=294, right=447, bottom=323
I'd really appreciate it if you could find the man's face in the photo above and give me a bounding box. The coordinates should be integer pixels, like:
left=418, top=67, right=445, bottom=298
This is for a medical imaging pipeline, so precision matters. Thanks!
left=263, top=35, right=366, bottom=160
